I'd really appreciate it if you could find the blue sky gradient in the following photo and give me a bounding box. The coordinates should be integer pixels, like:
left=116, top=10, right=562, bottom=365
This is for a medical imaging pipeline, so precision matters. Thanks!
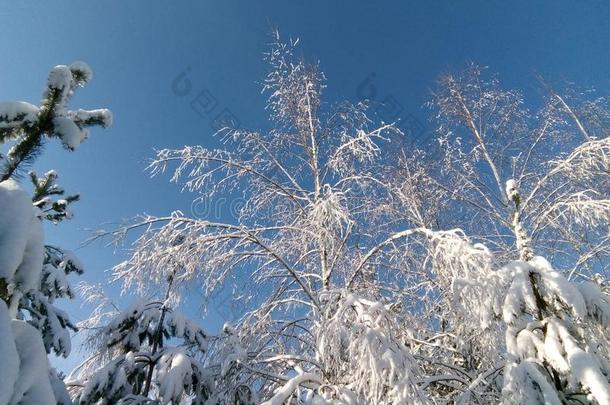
left=1, top=0, right=609, bottom=371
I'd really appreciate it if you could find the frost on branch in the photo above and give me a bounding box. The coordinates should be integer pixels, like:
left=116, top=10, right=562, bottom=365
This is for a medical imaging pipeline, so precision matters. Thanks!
left=423, top=228, right=508, bottom=383
left=258, top=292, right=425, bottom=404
left=542, top=137, right=610, bottom=230
left=99, top=33, right=435, bottom=404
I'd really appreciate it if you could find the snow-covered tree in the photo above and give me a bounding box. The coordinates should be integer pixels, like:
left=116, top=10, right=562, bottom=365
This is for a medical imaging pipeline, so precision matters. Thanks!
left=403, top=65, right=610, bottom=402
left=82, top=36, right=610, bottom=404
left=69, top=265, right=216, bottom=404
left=424, top=225, right=610, bottom=404
left=0, top=62, right=111, bottom=404
left=427, top=64, right=609, bottom=275
left=501, top=256, right=610, bottom=404
left=24, top=170, right=83, bottom=358
left=88, top=32, right=431, bottom=403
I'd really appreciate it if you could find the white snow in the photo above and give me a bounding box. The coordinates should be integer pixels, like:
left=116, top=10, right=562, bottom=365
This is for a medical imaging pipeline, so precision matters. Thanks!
left=12, top=211, right=44, bottom=294
left=503, top=360, right=562, bottom=405
left=261, top=373, right=322, bottom=405
left=556, top=320, right=610, bottom=405
left=0, top=180, right=45, bottom=316
left=542, top=319, right=570, bottom=373
left=9, top=320, right=55, bottom=405
left=49, top=368, right=73, bottom=405
left=69, top=61, right=93, bottom=85
left=502, top=261, right=537, bottom=325
left=168, top=311, right=207, bottom=351
left=46, top=65, right=72, bottom=92
left=0, top=180, right=44, bottom=317
left=157, top=350, right=193, bottom=403
left=577, top=281, right=610, bottom=326
left=78, top=356, right=131, bottom=403
left=498, top=255, right=610, bottom=402
left=0, top=180, right=34, bottom=281
left=53, top=116, right=88, bottom=150
left=0, top=301, right=20, bottom=405
left=72, top=108, right=113, bottom=128
left=505, top=178, right=518, bottom=201
left=59, top=249, right=85, bottom=274
left=168, top=311, right=186, bottom=337
left=0, top=101, right=39, bottom=128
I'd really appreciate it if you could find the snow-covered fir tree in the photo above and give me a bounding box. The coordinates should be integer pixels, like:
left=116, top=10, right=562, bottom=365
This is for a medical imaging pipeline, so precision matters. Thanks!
left=0, top=62, right=111, bottom=404
left=69, top=268, right=217, bottom=404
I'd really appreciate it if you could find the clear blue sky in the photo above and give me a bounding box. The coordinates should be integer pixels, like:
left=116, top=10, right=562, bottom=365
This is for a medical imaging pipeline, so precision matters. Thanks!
left=1, top=1, right=609, bottom=372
